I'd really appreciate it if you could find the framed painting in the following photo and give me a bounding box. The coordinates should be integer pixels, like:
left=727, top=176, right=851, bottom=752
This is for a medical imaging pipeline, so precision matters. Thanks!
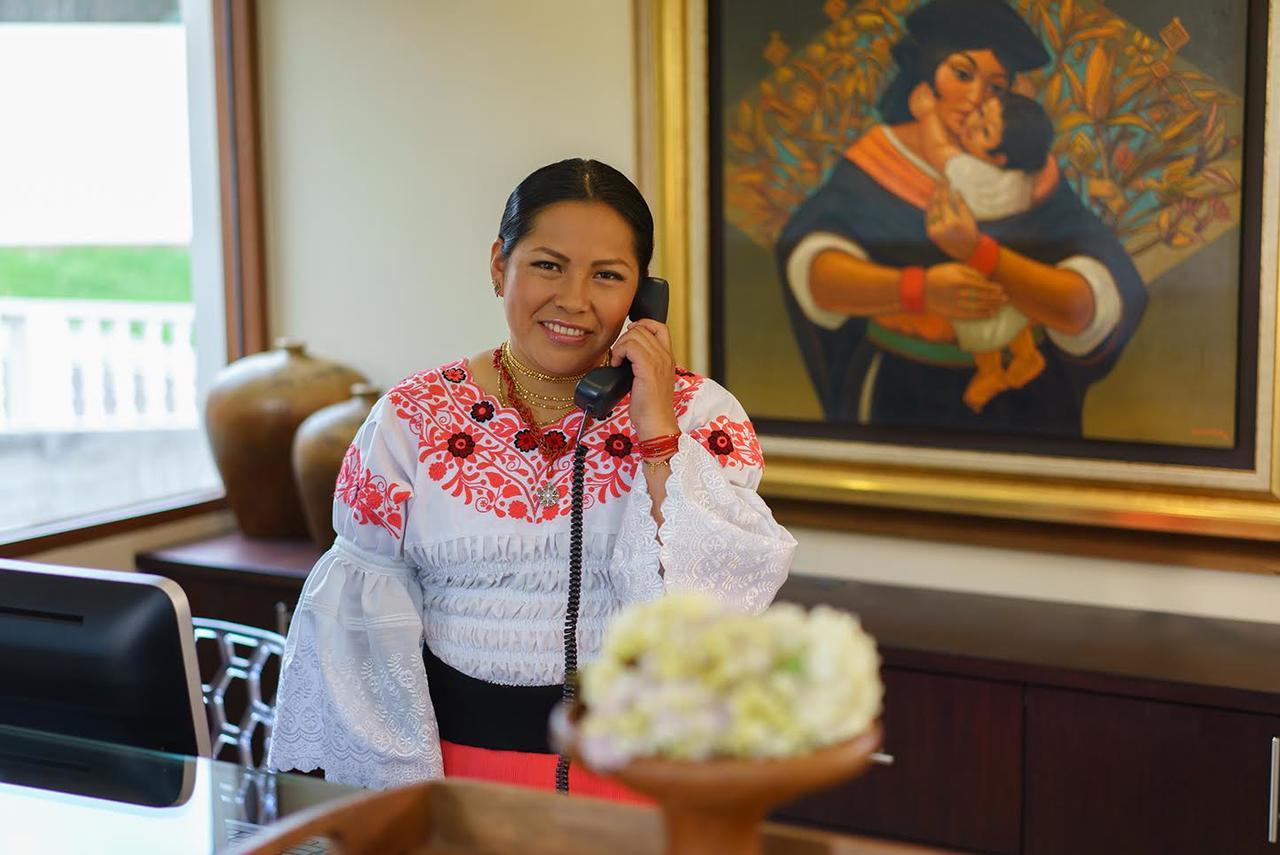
left=636, top=0, right=1280, bottom=540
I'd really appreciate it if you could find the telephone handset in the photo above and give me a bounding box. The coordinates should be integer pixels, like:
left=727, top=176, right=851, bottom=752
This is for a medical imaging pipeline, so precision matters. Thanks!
left=556, top=276, right=669, bottom=793
left=573, top=276, right=670, bottom=419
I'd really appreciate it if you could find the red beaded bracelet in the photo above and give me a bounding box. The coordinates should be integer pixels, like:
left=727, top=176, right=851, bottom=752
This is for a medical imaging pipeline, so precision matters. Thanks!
left=966, top=234, right=1000, bottom=277
left=637, top=432, right=680, bottom=459
left=899, top=266, right=926, bottom=313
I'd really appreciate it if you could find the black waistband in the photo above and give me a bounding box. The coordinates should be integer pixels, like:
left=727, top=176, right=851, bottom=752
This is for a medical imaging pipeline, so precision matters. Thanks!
left=422, top=644, right=563, bottom=754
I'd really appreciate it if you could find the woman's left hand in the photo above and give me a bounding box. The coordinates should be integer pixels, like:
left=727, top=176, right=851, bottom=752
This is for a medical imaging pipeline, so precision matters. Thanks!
left=610, top=318, right=679, bottom=439
left=926, top=184, right=981, bottom=261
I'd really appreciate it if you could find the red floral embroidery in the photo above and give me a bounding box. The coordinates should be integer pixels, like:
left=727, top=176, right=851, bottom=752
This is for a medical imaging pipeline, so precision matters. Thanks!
left=470, top=400, right=496, bottom=422
left=540, top=430, right=568, bottom=458
left=333, top=446, right=412, bottom=539
left=514, top=429, right=539, bottom=452
left=447, top=432, right=476, bottom=458
left=386, top=360, right=705, bottom=524
left=705, top=429, right=734, bottom=457
left=690, top=415, right=763, bottom=473
left=605, top=433, right=632, bottom=458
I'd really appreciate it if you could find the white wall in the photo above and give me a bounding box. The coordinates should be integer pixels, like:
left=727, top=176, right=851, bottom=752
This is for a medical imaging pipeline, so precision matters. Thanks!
left=258, top=0, right=637, bottom=389
left=256, top=0, right=1280, bottom=625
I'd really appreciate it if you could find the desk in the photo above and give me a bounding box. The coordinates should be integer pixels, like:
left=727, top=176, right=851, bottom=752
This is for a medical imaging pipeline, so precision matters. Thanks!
left=0, top=724, right=357, bottom=853
left=0, top=724, right=951, bottom=855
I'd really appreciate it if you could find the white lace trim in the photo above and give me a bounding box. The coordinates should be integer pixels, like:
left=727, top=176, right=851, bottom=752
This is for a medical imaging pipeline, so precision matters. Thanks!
left=269, top=553, right=443, bottom=788
left=607, top=462, right=666, bottom=603
left=657, top=435, right=795, bottom=614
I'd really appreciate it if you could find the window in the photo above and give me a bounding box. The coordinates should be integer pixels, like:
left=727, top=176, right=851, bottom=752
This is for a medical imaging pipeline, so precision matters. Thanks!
left=0, top=0, right=230, bottom=541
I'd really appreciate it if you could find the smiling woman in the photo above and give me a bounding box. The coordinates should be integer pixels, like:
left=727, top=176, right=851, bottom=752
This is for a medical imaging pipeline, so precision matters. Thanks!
left=267, top=158, right=797, bottom=800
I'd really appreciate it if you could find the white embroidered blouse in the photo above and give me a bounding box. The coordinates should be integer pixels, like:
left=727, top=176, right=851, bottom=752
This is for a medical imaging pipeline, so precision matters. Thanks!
left=267, top=359, right=797, bottom=790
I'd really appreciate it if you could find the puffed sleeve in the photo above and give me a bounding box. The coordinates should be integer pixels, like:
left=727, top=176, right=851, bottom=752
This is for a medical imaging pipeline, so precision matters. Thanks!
left=609, top=377, right=796, bottom=614
left=268, top=395, right=443, bottom=788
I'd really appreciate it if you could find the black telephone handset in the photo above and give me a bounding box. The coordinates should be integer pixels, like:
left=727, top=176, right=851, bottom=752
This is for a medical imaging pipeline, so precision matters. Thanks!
left=573, top=277, right=670, bottom=419
left=557, top=277, right=669, bottom=793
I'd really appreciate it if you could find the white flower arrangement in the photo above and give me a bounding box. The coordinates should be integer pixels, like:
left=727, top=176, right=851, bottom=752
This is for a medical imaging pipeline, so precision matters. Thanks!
left=574, top=592, right=883, bottom=770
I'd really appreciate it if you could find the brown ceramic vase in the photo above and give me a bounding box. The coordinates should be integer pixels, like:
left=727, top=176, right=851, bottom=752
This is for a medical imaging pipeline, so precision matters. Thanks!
left=563, top=712, right=883, bottom=855
left=205, top=339, right=367, bottom=538
left=293, top=382, right=382, bottom=547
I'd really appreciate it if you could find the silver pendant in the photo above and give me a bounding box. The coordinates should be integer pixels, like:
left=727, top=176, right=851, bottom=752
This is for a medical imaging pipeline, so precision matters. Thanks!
left=536, top=482, right=560, bottom=508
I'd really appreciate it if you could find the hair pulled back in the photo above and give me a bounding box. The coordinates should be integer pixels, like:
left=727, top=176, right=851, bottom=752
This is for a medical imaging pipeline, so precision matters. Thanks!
left=498, top=159, right=654, bottom=279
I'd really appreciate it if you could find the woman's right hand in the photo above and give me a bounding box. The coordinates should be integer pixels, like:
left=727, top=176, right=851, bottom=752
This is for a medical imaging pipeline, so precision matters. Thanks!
left=924, top=263, right=1007, bottom=319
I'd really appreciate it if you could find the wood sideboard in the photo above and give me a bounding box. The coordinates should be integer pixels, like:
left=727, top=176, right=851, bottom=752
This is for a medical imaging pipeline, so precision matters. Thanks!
left=136, top=533, right=1280, bottom=854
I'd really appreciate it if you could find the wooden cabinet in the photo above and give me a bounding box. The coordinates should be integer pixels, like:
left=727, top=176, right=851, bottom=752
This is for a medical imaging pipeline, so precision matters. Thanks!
left=775, top=576, right=1280, bottom=854
left=778, top=668, right=1022, bottom=853
left=1024, top=688, right=1280, bottom=855
left=135, top=532, right=321, bottom=634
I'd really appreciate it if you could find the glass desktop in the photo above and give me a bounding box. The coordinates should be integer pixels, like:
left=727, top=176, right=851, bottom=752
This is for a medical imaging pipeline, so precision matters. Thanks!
left=0, top=724, right=357, bottom=854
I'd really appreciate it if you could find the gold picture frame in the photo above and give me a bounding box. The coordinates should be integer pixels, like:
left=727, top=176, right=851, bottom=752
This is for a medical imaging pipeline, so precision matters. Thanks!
left=635, top=0, right=1280, bottom=543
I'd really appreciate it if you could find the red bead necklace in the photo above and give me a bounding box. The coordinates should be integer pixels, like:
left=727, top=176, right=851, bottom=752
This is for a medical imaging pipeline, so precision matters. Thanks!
left=492, top=346, right=576, bottom=463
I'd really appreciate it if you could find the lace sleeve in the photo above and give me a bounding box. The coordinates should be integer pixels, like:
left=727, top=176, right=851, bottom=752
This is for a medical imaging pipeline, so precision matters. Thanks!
left=610, top=378, right=796, bottom=614
left=268, top=397, right=443, bottom=788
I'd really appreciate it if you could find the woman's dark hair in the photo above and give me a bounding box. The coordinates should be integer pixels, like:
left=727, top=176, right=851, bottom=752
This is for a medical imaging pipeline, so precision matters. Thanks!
left=497, top=159, right=654, bottom=278
left=876, top=0, right=1051, bottom=124
left=991, top=93, right=1053, bottom=173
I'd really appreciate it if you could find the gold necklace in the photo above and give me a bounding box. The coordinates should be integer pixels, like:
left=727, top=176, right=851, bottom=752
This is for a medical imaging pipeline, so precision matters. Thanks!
left=493, top=364, right=575, bottom=422
left=508, top=377, right=576, bottom=406
left=501, top=341, right=593, bottom=383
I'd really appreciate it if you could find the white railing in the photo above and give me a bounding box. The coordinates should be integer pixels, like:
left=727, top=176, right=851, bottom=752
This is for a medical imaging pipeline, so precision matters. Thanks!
left=0, top=297, right=198, bottom=432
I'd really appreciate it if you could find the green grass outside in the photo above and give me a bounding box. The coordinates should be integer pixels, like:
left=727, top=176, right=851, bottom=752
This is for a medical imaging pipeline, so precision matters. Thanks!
left=0, top=245, right=191, bottom=302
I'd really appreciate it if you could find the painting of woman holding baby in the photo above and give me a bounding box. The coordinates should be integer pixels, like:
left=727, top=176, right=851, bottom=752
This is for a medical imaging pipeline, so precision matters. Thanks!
left=775, top=0, right=1149, bottom=436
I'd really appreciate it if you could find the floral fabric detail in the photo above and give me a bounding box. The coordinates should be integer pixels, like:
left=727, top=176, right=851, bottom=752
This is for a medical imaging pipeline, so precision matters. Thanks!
left=704, top=429, right=734, bottom=457
left=447, top=432, right=476, bottom=459
left=541, top=430, right=568, bottom=458
left=689, top=415, right=763, bottom=473
left=514, top=429, right=539, bottom=453
left=605, top=433, right=632, bottom=459
left=385, top=360, right=704, bottom=524
left=333, top=446, right=412, bottom=539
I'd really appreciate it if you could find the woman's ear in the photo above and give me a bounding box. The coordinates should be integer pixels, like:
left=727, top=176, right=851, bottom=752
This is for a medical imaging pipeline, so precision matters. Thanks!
left=489, top=238, right=505, bottom=295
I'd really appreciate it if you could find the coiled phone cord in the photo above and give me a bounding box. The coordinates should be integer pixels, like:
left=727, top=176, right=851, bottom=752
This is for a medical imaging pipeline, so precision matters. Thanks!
left=555, top=415, right=591, bottom=793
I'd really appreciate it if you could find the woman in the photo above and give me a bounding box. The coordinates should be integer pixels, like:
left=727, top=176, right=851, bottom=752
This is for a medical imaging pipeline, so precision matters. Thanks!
left=267, top=159, right=796, bottom=797
left=777, top=0, right=1147, bottom=435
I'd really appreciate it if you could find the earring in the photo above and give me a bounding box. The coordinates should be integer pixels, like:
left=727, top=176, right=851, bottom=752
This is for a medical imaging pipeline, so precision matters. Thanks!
left=492, top=278, right=502, bottom=297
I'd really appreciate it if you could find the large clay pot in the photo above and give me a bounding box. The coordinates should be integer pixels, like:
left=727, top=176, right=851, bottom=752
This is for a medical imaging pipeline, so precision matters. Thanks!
left=557, top=706, right=882, bottom=855
left=205, top=338, right=367, bottom=538
left=293, top=382, right=382, bottom=548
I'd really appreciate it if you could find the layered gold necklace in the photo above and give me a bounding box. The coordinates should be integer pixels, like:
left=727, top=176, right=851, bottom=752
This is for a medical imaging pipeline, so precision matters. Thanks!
left=492, top=342, right=606, bottom=507
left=497, top=341, right=606, bottom=418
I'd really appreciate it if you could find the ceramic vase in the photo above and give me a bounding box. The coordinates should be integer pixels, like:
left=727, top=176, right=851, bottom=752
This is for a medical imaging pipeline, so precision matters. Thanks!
left=293, top=382, right=382, bottom=547
left=205, top=338, right=367, bottom=538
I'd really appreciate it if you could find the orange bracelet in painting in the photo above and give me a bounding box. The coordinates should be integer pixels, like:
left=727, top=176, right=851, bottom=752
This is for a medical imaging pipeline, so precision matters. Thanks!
left=899, top=266, right=926, bottom=313
left=966, top=234, right=1001, bottom=277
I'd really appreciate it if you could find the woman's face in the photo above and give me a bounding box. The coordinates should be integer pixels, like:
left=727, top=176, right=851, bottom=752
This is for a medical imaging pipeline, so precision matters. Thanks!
left=490, top=200, right=639, bottom=378
left=932, top=49, right=1009, bottom=140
